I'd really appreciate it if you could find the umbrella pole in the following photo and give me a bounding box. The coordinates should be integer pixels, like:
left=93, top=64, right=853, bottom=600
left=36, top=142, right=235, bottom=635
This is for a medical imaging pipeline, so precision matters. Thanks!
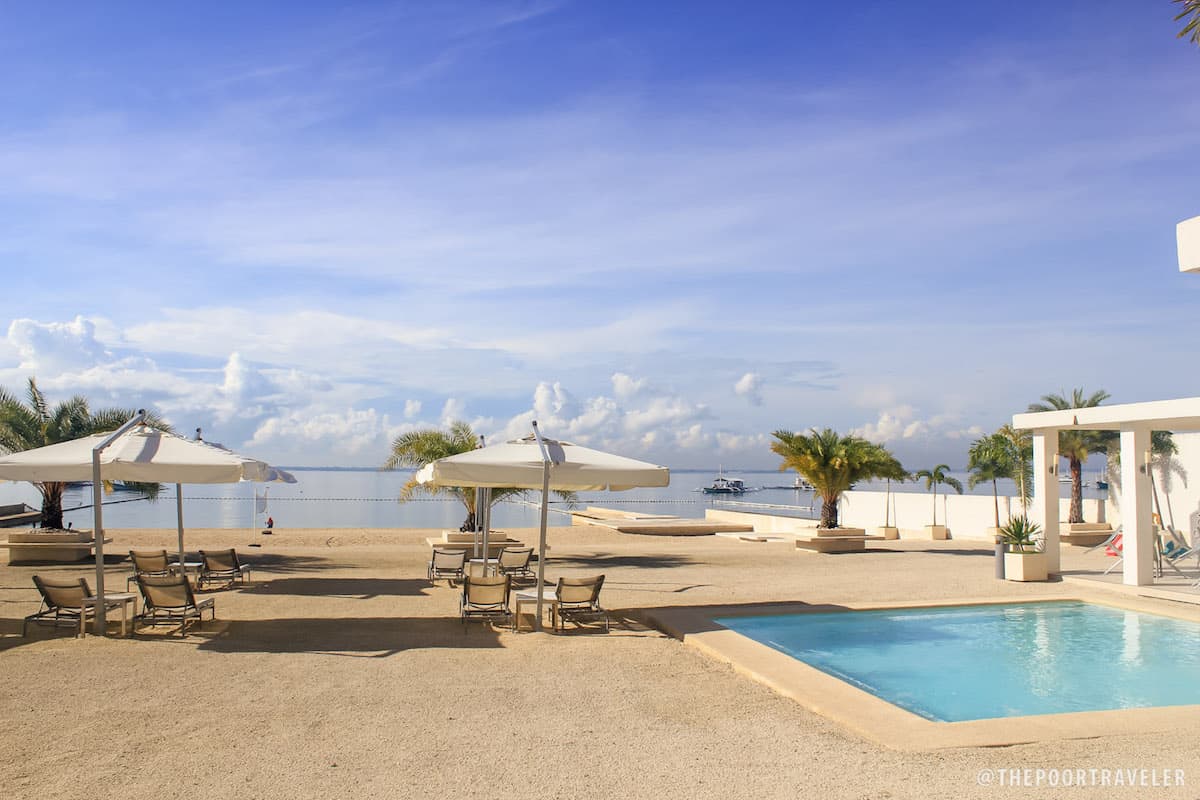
left=92, top=450, right=106, bottom=634
left=535, top=460, right=550, bottom=631
left=481, top=487, right=491, bottom=573
left=176, top=483, right=186, bottom=579
left=532, top=420, right=553, bottom=632
left=90, top=410, right=147, bottom=634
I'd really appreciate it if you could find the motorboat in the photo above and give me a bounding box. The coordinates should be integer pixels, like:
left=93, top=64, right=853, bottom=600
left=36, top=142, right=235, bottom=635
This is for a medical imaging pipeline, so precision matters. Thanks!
left=703, top=475, right=747, bottom=494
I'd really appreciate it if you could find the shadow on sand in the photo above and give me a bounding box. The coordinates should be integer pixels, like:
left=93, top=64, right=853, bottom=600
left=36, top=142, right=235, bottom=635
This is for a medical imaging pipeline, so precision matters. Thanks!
left=246, top=576, right=430, bottom=599
left=198, top=616, right=505, bottom=656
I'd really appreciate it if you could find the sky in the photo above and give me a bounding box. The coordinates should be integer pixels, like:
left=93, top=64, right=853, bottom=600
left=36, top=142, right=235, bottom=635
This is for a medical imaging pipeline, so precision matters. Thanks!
left=0, top=1, right=1197, bottom=470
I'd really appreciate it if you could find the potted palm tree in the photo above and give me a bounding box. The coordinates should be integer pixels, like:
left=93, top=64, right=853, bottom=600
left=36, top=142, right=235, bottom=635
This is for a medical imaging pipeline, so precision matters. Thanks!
left=913, top=464, right=962, bottom=539
left=1001, top=515, right=1047, bottom=581
left=770, top=427, right=904, bottom=536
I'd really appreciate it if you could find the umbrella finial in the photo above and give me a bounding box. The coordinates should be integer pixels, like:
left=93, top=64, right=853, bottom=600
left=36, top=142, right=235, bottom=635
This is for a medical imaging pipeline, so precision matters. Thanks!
left=195, top=427, right=202, bottom=441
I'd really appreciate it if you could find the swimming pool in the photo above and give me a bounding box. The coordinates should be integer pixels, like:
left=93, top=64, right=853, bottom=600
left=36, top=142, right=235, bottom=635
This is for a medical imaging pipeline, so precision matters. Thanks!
left=715, top=601, right=1200, bottom=722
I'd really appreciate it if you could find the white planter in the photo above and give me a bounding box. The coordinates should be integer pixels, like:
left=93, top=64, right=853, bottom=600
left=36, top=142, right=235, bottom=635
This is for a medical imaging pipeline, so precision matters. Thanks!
left=926, top=525, right=949, bottom=540
left=875, top=526, right=899, bottom=540
left=1004, top=551, right=1048, bottom=582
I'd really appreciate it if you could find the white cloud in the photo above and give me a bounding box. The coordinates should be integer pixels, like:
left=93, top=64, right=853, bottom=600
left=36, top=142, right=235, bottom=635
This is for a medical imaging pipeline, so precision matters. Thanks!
left=611, top=372, right=645, bottom=399
left=403, top=399, right=422, bottom=419
left=734, top=372, right=764, bottom=406
left=7, top=316, right=109, bottom=372
left=440, top=398, right=467, bottom=425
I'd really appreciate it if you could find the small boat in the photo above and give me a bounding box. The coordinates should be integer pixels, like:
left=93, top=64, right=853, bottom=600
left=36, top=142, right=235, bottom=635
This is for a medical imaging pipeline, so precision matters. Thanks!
left=793, top=476, right=814, bottom=490
left=703, top=475, right=748, bottom=494
left=1095, top=478, right=1109, bottom=490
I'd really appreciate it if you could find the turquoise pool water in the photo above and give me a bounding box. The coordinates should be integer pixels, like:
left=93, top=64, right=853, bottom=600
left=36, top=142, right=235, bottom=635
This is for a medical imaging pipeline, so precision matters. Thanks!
left=715, top=601, right=1200, bottom=722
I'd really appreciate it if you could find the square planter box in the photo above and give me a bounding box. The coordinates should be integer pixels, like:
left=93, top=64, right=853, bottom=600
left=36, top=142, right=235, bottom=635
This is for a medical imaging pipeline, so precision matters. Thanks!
left=1004, top=551, right=1048, bottom=582
left=926, top=525, right=949, bottom=540
left=875, top=526, right=899, bottom=540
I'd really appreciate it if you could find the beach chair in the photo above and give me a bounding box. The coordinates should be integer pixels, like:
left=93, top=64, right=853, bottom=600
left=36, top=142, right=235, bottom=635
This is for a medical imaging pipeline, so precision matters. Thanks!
left=495, top=547, right=535, bottom=583
left=198, top=548, right=251, bottom=590
left=23, top=575, right=125, bottom=638
left=554, top=575, right=609, bottom=633
left=428, top=548, right=467, bottom=585
left=127, top=549, right=182, bottom=590
left=460, top=574, right=512, bottom=630
left=135, top=574, right=215, bottom=637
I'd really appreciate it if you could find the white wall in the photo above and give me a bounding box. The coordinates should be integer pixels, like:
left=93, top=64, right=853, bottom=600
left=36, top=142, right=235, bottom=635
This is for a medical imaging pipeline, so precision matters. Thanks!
left=835, top=490, right=1102, bottom=541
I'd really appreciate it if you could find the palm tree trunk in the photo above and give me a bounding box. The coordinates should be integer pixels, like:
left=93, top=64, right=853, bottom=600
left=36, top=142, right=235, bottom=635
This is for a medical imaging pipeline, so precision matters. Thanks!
left=38, top=482, right=65, bottom=529
left=1069, top=457, right=1084, bottom=524
left=821, top=495, right=839, bottom=529
left=931, top=485, right=938, bottom=526
left=992, top=479, right=1000, bottom=528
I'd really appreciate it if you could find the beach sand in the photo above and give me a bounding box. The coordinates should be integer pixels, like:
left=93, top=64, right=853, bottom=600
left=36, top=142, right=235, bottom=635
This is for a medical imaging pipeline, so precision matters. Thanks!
left=1, top=525, right=1195, bottom=799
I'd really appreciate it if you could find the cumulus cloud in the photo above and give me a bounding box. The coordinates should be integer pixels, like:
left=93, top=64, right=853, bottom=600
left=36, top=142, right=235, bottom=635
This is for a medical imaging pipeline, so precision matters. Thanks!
left=7, top=316, right=109, bottom=372
left=611, top=372, right=646, bottom=399
left=733, top=372, right=764, bottom=406
left=853, top=406, right=983, bottom=444
left=403, top=399, right=422, bottom=419
left=248, top=407, right=396, bottom=457
left=440, top=397, right=467, bottom=425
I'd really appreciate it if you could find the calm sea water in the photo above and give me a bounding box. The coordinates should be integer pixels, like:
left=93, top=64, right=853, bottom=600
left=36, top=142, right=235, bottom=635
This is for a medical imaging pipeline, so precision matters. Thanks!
left=0, top=468, right=1106, bottom=530
left=717, top=601, right=1200, bottom=721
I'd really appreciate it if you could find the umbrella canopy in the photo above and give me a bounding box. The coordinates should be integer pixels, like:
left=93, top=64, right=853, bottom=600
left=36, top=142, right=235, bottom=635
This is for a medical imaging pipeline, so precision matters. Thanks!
left=414, top=435, right=670, bottom=491
left=0, top=426, right=279, bottom=484
left=0, top=418, right=292, bottom=633
left=416, top=424, right=669, bottom=630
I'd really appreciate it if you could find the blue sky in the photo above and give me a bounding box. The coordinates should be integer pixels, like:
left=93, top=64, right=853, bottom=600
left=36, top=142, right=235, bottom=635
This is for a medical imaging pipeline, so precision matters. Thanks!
left=1, top=1, right=1197, bottom=469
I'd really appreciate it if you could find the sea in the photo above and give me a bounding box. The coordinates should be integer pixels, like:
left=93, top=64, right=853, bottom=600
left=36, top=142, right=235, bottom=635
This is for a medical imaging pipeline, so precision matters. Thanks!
left=0, top=468, right=1109, bottom=530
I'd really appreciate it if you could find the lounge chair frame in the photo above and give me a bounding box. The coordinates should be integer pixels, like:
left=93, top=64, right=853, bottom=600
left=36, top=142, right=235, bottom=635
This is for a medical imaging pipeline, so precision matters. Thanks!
left=198, top=548, right=251, bottom=590
left=495, top=546, right=535, bottom=583
left=429, top=547, right=467, bottom=584
left=460, top=574, right=512, bottom=630
left=126, top=549, right=182, bottom=591
left=554, top=575, right=609, bottom=633
left=23, top=575, right=124, bottom=638
left=135, top=574, right=216, bottom=637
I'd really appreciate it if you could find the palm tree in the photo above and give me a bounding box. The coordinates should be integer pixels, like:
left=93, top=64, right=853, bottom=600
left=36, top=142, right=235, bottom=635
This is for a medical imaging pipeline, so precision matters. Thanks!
left=0, top=378, right=171, bottom=529
left=770, top=428, right=904, bottom=529
left=913, top=464, right=963, bottom=527
left=1176, top=0, right=1200, bottom=45
left=1027, top=389, right=1114, bottom=524
left=383, top=421, right=573, bottom=530
left=967, top=434, right=1014, bottom=529
left=997, top=423, right=1033, bottom=511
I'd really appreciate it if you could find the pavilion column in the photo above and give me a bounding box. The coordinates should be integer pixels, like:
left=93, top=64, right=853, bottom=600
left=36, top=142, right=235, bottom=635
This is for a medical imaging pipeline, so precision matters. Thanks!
left=1119, top=426, right=1154, bottom=586
left=1031, top=431, right=1060, bottom=574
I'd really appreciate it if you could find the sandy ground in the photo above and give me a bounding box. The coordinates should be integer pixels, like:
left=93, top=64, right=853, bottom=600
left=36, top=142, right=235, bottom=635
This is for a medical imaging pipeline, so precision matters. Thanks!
left=1, top=525, right=1198, bottom=800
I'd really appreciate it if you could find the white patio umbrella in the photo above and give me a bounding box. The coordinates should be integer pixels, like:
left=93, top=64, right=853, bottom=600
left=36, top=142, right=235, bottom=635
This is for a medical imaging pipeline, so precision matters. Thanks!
left=415, top=421, right=669, bottom=630
left=0, top=411, right=294, bottom=633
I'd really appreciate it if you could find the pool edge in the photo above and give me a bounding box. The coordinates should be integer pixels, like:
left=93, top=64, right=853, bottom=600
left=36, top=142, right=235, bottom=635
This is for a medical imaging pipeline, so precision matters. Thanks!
left=639, top=594, right=1200, bottom=751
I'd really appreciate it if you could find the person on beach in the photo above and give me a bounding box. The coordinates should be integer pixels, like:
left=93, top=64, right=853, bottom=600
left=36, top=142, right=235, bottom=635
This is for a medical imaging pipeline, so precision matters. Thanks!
left=266, top=516, right=274, bottom=529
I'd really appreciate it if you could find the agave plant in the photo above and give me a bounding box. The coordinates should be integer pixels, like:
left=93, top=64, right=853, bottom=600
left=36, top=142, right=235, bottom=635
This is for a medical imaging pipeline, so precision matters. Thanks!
left=1000, top=515, right=1042, bottom=553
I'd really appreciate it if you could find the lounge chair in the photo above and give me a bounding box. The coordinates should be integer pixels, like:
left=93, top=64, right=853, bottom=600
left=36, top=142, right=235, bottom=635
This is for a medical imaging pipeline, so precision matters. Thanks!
left=495, top=547, right=535, bottom=583
left=23, top=575, right=126, bottom=638
left=127, top=549, right=181, bottom=590
left=198, top=548, right=251, bottom=590
left=460, top=574, right=512, bottom=630
left=135, top=574, right=215, bottom=637
left=428, top=547, right=467, bottom=584
left=554, top=575, right=609, bottom=633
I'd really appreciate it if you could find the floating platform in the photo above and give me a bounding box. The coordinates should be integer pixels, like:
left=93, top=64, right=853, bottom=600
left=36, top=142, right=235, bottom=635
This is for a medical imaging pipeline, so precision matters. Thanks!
left=0, top=503, right=40, bottom=529
left=570, top=507, right=755, bottom=537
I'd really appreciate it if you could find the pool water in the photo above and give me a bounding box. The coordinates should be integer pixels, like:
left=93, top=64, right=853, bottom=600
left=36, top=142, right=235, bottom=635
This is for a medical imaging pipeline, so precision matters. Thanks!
left=715, top=601, right=1200, bottom=722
